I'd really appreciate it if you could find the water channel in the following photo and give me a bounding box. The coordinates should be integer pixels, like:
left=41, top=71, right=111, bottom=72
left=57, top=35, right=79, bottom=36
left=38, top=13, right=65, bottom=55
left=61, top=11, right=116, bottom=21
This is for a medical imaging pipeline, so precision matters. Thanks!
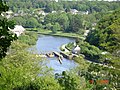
left=31, top=35, right=78, bottom=73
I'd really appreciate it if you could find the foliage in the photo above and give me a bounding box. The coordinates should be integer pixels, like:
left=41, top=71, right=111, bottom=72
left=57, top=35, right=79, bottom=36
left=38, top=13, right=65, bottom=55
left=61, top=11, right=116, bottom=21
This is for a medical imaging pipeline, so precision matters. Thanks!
left=44, top=12, right=85, bottom=33
left=85, top=60, right=120, bottom=90
left=74, top=56, right=89, bottom=70
left=66, top=41, right=102, bottom=61
left=11, top=16, right=26, bottom=26
left=66, top=42, right=74, bottom=51
left=0, top=40, right=91, bottom=90
left=44, top=13, right=58, bottom=25
left=45, top=23, right=53, bottom=30
left=86, top=9, right=120, bottom=53
left=25, top=17, right=40, bottom=28
left=75, top=53, right=120, bottom=90
left=5, top=0, right=120, bottom=35
left=1, top=1, right=120, bottom=90
left=68, top=14, right=84, bottom=33
left=11, top=16, right=41, bottom=28
left=0, top=40, right=58, bottom=90
left=51, top=23, right=61, bottom=33
left=56, top=13, right=69, bottom=31
left=80, top=42, right=102, bottom=61
left=12, top=76, right=62, bottom=90
left=5, top=0, right=120, bottom=13
left=0, top=1, right=17, bottom=60
left=55, top=71, right=87, bottom=90
left=18, top=31, right=38, bottom=45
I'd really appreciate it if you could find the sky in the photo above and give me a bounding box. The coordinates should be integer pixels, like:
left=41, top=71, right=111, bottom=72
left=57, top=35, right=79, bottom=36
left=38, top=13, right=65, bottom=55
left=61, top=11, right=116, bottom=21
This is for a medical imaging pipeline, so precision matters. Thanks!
left=55, top=0, right=119, bottom=1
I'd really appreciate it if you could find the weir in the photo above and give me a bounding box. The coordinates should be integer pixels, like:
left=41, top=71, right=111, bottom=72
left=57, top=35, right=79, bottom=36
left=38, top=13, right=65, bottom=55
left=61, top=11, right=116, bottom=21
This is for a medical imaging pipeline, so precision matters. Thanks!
left=53, top=51, right=63, bottom=58
left=31, top=35, right=77, bottom=73
left=37, top=51, right=79, bottom=64
left=36, top=51, right=63, bottom=64
left=53, top=51, right=63, bottom=64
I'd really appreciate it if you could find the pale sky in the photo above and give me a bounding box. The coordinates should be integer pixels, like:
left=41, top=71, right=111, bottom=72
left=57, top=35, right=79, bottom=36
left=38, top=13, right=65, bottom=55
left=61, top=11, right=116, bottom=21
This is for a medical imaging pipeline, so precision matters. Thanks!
left=55, top=0, right=119, bottom=1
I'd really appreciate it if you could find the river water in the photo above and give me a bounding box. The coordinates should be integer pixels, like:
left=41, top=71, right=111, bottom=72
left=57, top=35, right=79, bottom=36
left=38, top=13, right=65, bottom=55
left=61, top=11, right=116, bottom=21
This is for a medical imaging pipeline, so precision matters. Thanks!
left=31, top=35, right=78, bottom=73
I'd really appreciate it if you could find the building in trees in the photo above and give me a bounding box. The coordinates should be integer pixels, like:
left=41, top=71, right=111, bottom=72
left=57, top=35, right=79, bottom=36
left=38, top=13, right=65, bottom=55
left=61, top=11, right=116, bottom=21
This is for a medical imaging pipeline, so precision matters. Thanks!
left=10, top=25, right=25, bottom=37
left=72, top=45, right=81, bottom=54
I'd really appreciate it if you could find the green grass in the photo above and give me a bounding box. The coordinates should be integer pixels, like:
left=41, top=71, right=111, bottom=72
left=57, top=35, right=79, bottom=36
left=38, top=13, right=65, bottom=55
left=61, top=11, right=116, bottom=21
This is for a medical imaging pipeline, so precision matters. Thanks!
left=37, top=29, right=85, bottom=39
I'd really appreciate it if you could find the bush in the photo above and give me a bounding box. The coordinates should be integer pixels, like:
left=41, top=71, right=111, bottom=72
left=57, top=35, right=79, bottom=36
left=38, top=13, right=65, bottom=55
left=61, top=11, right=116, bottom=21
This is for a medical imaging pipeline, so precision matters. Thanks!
left=80, top=42, right=102, bottom=61
left=18, top=32, right=38, bottom=45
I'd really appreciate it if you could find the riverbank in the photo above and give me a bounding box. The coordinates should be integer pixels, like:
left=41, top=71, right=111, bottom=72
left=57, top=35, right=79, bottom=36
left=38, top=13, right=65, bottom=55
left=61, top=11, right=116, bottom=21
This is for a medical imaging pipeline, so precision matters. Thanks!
left=26, top=28, right=85, bottom=40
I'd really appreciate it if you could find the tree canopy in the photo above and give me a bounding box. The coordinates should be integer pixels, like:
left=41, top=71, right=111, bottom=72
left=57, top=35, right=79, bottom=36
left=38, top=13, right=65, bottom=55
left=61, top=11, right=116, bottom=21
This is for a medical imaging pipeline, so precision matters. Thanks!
left=0, top=1, right=17, bottom=60
left=86, top=9, right=120, bottom=53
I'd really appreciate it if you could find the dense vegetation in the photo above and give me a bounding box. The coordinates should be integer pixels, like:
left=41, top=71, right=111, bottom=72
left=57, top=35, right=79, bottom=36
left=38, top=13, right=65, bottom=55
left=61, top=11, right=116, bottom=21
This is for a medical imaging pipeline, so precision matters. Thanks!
left=67, top=41, right=102, bottom=61
left=4, top=0, right=120, bottom=13
left=44, top=13, right=85, bottom=33
left=0, top=1, right=17, bottom=60
left=84, top=9, right=120, bottom=89
left=18, top=31, right=38, bottom=45
left=9, top=10, right=95, bottom=34
left=4, top=0, right=120, bottom=35
left=0, top=0, right=120, bottom=90
left=86, top=9, right=120, bottom=53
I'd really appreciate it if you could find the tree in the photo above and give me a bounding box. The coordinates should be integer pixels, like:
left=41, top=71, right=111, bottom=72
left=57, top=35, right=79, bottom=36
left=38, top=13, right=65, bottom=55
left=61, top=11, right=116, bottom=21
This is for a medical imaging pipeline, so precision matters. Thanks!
left=55, top=71, right=86, bottom=90
left=68, top=14, right=84, bottom=33
left=11, top=16, right=26, bottom=26
left=84, top=9, right=120, bottom=89
left=86, top=10, right=120, bottom=52
left=0, top=41, right=54, bottom=90
left=45, top=2, right=54, bottom=13
left=44, top=13, right=57, bottom=25
left=51, top=23, right=61, bottom=33
left=46, top=23, right=53, bottom=30
left=56, top=13, right=69, bottom=32
left=25, top=17, right=39, bottom=28
left=0, top=0, right=17, bottom=60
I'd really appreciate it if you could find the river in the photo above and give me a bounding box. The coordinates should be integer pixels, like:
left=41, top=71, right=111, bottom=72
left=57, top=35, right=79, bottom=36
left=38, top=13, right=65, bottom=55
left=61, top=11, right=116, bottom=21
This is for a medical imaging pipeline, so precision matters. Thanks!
left=31, top=35, right=78, bottom=73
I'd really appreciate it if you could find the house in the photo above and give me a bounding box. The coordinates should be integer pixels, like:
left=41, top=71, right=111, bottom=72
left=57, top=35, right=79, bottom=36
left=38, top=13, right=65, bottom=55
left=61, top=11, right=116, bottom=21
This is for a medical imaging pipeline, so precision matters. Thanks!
left=38, top=10, right=46, bottom=16
left=34, top=9, right=47, bottom=16
left=10, top=25, right=25, bottom=37
left=52, top=11, right=57, bottom=13
left=72, top=45, right=81, bottom=54
left=2, top=10, right=13, bottom=18
left=70, top=9, right=78, bottom=14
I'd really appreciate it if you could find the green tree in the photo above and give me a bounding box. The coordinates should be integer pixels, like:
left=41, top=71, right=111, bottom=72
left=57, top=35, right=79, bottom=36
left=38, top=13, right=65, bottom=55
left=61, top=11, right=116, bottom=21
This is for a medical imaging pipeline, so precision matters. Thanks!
left=25, top=17, right=39, bottom=28
left=69, top=14, right=84, bottom=33
left=51, top=23, right=61, bottom=33
left=44, top=13, right=57, bottom=25
left=45, top=2, right=54, bottom=13
left=0, top=41, right=52, bottom=90
left=55, top=71, right=86, bottom=90
left=86, top=9, right=120, bottom=52
left=46, top=23, right=53, bottom=30
left=57, top=13, right=69, bottom=32
left=0, top=0, right=17, bottom=60
left=11, top=16, right=26, bottom=26
left=18, top=32, right=38, bottom=45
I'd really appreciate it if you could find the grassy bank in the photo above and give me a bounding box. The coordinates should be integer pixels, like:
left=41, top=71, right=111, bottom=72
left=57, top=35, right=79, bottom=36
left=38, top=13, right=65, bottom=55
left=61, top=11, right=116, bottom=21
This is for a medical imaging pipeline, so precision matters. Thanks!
left=26, top=28, right=85, bottom=39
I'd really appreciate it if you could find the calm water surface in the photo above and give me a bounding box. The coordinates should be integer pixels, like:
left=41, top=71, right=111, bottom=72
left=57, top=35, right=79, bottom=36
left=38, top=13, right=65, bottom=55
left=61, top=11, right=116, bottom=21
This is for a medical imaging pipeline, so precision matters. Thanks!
left=32, top=35, right=78, bottom=73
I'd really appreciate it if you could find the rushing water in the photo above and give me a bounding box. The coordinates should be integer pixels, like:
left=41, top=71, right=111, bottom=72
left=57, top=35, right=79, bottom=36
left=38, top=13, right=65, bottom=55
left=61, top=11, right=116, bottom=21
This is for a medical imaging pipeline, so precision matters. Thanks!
left=31, top=35, right=78, bottom=73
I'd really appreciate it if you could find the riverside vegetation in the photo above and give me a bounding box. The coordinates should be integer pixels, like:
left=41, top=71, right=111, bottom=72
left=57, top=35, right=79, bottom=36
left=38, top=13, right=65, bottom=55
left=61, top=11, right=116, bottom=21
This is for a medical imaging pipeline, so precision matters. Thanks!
left=0, top=0, right=120, bottom=90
